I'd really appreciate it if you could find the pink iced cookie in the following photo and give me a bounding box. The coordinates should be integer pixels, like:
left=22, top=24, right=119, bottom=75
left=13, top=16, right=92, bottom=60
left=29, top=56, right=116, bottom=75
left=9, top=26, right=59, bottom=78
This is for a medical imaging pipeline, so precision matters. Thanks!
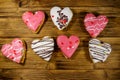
left=84, top=13, right=108, bottom=38
left=22, top=11, right=45, bottom=33
left=1, top=38, right=26, bottom=63
left=57, top=35, right=80, bottom=58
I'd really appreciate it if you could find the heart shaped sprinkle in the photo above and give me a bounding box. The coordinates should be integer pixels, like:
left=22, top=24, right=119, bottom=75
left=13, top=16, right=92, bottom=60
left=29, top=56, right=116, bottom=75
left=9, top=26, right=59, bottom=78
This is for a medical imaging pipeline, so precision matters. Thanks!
left=84, top=13, right=108, bottom=38
left=31, top=36, right=54, bottom=61
left=22, top=11, right=45, bottom=33
left=1, top=38, right=26, bottom=63
left=57, top=35, right=80, bottom=58
left=50, top=6, right=73, bottom=30
left=89, top=39, right=112, bottom=63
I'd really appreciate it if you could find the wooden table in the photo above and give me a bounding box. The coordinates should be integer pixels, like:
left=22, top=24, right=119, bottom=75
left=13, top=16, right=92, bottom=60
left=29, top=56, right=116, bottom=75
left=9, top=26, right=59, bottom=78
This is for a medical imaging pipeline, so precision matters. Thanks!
left=0, top=0, right=120, bottom=80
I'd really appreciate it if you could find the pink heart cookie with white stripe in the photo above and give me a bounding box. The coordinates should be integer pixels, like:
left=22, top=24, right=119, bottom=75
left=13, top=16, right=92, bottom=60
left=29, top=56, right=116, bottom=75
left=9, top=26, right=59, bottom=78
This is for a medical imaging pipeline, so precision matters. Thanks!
left=57, top=35, right=80, bottom=58
left=1, top=38, right=26, bottom=63
left=22, top=11, right=45, bottom=33
left=84, top=13, right=108, bottom=38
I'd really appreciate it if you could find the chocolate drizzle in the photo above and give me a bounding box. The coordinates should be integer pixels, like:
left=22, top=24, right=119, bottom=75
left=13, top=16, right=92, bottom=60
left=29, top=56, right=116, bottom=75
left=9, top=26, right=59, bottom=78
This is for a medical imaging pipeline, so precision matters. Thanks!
left=56, top=10, right=68, bottom=29
left=31, top=37, right=54, bottom=61
left=89, top=39, right=111, bottom=63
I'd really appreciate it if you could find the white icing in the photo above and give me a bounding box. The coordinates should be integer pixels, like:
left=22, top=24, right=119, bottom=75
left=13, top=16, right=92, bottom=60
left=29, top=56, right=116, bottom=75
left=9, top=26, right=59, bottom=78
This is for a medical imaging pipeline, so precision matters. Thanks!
left=50, top=6, right=73, bottom=30
left=31, top=36, right=54, bottom=61
left=89, top=39, right=112, bottom=63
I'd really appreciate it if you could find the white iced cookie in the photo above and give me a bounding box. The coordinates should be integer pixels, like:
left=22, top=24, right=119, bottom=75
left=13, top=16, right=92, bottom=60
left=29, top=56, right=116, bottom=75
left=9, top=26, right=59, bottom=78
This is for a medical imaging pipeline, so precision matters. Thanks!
left=89, top=39, right=112, bottom=63
left=50, top=6, right=73, bottom=30
left=31, top=36, right=54, bottom=61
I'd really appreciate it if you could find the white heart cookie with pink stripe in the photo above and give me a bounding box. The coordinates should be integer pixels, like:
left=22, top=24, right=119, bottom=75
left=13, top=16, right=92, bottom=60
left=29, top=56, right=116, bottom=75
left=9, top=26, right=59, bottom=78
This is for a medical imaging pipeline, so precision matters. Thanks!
left=84, top=13, right=108, bottom=38
left=50, top=6, right=73, bottom=30
left=89, top=39, right=112, bottom=63
left=1, top=38, right=26, bottom=63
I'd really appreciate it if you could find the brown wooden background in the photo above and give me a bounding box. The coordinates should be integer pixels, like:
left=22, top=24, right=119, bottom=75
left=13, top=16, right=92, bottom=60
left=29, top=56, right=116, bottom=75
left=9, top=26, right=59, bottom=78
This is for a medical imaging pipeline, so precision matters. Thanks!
left=0, top=0, right=120, bottom=80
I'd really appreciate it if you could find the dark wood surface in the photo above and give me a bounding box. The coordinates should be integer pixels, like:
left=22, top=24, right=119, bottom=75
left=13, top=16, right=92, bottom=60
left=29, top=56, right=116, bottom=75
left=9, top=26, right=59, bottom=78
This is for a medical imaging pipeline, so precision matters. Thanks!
left=0, top=0, right=120, bottom=80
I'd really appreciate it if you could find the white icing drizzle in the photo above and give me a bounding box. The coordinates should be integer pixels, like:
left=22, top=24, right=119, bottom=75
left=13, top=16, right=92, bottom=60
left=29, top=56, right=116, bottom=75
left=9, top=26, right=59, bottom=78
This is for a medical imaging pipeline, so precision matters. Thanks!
left=31, top=36, right=54, bottom=61
left=89, top=39, right=112, bottom=63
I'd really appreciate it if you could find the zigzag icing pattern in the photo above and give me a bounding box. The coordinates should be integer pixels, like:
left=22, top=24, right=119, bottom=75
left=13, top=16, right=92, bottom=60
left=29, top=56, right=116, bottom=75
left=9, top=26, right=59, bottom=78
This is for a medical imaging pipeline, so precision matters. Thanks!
left=84, top=13, right=108, bottom=38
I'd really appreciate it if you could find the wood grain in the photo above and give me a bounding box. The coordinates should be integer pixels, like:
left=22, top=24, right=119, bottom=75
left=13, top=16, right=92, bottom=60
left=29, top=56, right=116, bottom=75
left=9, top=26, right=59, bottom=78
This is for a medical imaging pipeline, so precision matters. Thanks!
left=0, top=0, right=120, bottom=80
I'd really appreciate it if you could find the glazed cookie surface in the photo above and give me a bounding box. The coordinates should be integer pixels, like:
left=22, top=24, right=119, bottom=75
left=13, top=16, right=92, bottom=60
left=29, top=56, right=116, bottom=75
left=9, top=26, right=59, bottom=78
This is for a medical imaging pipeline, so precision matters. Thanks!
left=50, top=6, right=73, bottom=30
left=1, top=38, right=26, bottom=63
left=89, top=39, right=112, bottom=63
left=31, top=36, right=54, bottom=61
left=57, top=35, right=80, bottom=58
left=22, top=11, right=45, bottom=33
left=84, top=13, right=108, bottom=38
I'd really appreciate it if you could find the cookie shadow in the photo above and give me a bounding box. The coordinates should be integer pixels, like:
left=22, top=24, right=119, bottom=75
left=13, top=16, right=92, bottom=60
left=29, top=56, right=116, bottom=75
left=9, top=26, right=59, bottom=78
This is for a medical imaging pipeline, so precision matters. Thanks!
left=37, top=12, right=48, bottom=34
left=20, top=40, right=28, bottom=65
left=83, top=38, right=93, bottom=63
left=14, top=0, right=30, bottom=7
left=49, top=37, right=59, bottom=62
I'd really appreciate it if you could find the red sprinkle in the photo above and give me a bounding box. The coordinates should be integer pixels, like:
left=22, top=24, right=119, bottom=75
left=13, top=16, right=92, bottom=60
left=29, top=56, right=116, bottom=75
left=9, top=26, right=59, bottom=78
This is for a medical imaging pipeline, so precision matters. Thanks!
left=69, top=41, right=72, bottom=44
left=75, top=40, right=79, bottom=43
left=61, top=42, right=64, bottom=45
left=52, top=15, right=54, bottom=18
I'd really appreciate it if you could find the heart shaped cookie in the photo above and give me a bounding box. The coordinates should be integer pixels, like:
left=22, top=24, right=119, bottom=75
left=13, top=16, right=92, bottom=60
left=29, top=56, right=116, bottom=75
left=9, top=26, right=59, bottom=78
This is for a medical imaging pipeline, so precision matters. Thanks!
left=84, top=13, right=108, bottom=38
left=31, top=36, right=54, bottom=61
left=1, top=38, right=26, bottom=63
left=57, top=35, right=80, bottom=58
left=89, top=39, right=112, bottom=63
left=22, top=11, right=45, bottom=33
left=50, top=6, right=73, bottom=30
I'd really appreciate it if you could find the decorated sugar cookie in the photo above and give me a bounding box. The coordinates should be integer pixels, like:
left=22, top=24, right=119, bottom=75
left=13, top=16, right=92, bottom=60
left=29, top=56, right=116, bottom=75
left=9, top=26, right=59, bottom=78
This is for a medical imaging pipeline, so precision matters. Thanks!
left=50, top=6, right=73, bottom=30
left=31, top=36, right=54, bottom=61
left=89, top=39, right=112, bottom=63
left=57, top=35, right=80, bottom=58
left=1, top=38, right=26, bottom=63
left=22, top=11, right=45, bottom=33
left=84, top=13, right=108, bottom=38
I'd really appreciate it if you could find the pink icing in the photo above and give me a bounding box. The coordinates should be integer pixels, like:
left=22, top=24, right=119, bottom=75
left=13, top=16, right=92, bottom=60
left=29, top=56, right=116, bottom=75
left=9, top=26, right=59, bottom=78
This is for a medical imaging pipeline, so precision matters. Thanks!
left=22, top=11, right=45, bottom=31
left=57, top=35, right=80, bottom=58
left=84, top=13, right=108, bottom=38
left=1, top=38, right=24, bottom=63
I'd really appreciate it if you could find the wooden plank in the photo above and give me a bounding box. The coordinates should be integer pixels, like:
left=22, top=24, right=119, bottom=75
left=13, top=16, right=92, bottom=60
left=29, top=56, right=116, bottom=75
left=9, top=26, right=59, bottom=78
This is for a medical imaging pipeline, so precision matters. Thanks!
left=105, top=70, right=120, bottom=80
left=0, top=0, right=17, bottom=8
left=95, top=61, right=120, bottom=69
left=0, top=0, right=119, bottom=8
left=0, top=69, right=48, bottom=80
left=46, top=70, right=106, bottom=80
left=0, top=0, right=119, bottom=80
left=0, top=69, right=107, bottom=80
left=0, top=7, right=119, bottom=17
left=0, top=50, right=119, bottom=69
